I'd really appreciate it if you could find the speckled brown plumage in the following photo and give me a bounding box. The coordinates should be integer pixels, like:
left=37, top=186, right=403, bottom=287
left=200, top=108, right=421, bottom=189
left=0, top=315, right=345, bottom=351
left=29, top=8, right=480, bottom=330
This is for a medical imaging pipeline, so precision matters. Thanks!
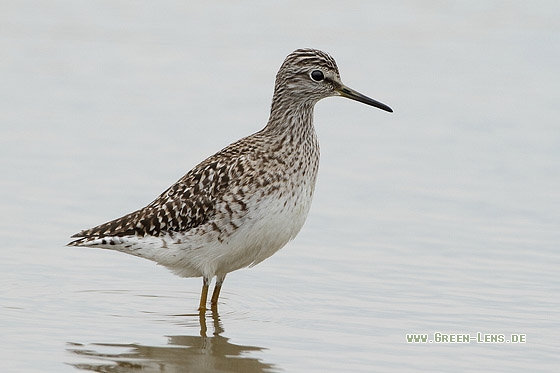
left=68, top=48, right=392, bottom=311
left=69, top=129, right=315, bottom=242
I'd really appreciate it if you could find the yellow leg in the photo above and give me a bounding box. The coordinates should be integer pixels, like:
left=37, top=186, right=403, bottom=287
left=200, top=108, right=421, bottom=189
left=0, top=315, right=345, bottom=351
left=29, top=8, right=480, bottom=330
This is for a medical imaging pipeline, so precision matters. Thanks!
left=210, top=275, right=226, bottom=309
left=198, top=277, right=210, bottom=312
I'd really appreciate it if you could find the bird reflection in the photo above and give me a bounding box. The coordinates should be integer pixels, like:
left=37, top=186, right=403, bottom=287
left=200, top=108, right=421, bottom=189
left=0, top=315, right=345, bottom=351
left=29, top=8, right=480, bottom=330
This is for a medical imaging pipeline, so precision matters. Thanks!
left=67, top=311, right=278, bottom=373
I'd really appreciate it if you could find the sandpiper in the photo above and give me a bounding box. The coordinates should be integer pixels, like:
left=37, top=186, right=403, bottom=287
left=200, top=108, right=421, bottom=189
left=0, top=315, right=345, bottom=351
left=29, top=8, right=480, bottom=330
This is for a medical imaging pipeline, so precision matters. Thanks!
left=68, top=48, right=392, bottom=311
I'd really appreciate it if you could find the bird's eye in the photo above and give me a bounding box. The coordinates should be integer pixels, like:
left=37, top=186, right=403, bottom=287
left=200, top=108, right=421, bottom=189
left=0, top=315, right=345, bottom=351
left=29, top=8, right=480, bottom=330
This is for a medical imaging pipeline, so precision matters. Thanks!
left=310, top=70, right=324, bottom=82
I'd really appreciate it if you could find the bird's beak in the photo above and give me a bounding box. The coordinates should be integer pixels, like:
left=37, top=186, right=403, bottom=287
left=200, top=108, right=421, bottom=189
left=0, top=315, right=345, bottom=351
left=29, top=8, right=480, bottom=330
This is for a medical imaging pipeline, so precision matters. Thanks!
left=336, top=84, right=393, bottom=113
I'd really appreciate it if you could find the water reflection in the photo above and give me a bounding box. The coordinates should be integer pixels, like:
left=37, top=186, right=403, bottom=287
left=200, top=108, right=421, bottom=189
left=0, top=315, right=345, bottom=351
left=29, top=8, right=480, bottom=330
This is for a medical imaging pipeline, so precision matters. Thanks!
left=67, top=311, right=278, bottom=372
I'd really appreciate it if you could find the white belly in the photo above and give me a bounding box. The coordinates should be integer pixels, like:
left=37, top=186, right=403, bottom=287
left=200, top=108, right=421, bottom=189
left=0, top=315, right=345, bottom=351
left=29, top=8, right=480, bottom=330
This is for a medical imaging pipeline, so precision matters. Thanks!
left=128, top=181, right=315, bottom=279
left=225, top=185, right=313, bottom=269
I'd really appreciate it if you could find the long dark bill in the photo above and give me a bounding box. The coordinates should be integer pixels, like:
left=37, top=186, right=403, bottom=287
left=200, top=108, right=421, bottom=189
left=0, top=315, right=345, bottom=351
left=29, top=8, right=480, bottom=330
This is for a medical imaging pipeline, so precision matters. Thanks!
left=337, top=84, right=393, bottom=113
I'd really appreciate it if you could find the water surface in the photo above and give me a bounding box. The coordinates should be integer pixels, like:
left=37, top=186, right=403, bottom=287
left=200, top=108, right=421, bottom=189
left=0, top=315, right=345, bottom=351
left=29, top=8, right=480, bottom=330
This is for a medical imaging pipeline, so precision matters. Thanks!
left=1, top=1, right=559, bottom=372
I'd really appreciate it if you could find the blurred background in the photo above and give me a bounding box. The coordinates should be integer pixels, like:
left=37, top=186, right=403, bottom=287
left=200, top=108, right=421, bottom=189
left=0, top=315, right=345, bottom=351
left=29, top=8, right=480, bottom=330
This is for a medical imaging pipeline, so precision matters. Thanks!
left=1, top=1, right=558, bottom=372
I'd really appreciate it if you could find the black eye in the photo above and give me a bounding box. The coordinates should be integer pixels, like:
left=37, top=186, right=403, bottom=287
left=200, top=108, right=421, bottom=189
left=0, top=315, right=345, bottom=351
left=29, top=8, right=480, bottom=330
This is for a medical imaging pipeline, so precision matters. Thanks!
left=310, top=70, right=324, bottom=82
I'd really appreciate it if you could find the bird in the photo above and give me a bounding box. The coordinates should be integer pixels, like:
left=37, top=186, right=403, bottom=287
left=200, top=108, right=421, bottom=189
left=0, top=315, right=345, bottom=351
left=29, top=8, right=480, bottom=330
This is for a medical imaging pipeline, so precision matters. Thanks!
left=68, top=48, right=392, bottom=311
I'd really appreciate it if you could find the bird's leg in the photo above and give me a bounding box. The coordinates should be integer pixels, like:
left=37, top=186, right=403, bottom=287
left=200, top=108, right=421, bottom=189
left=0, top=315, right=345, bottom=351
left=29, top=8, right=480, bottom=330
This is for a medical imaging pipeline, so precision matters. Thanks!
left=210, top=274, right=226, bottom=310
left=198, top=276, right=210, bottom=312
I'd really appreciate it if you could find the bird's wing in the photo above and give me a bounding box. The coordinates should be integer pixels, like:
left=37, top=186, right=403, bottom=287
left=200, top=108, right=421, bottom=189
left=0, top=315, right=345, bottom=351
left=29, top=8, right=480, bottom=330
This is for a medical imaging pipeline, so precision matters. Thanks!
left=67, top=148, right=242, bottom=246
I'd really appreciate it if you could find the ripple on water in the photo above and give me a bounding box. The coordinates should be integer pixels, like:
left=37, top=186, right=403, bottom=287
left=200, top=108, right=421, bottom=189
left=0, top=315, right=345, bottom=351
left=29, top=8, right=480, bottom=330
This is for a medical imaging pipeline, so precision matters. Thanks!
left=66, top=286, right=283, bottom=372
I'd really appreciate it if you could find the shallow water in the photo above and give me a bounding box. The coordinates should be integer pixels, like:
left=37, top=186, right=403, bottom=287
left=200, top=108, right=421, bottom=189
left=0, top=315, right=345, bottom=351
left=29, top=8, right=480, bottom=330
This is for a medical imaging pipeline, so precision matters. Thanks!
left=1, top=1, right=559, bottom=372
